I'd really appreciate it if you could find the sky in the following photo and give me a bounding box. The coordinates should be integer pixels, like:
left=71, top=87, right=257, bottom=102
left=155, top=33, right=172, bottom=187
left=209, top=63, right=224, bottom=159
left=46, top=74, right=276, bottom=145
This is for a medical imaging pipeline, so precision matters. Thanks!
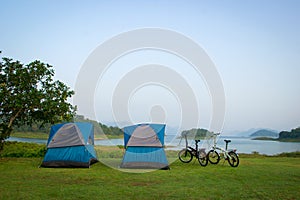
left=1, top=0, right=300, bottom=134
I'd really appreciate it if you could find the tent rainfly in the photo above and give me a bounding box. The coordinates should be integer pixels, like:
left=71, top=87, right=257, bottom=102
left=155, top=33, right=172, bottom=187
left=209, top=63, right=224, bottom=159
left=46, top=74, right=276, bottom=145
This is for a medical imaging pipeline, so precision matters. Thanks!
left=41, top=122, right=98, bottom=168
left=120, top=123, right=169, bottom=169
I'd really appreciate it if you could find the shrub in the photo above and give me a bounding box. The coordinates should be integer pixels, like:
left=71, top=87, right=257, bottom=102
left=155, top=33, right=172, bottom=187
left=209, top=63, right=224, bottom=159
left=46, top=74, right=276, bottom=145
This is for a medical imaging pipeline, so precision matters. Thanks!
left=0, top=141, right=46, bottom=158
left=275, top=151, right=300, bottom=157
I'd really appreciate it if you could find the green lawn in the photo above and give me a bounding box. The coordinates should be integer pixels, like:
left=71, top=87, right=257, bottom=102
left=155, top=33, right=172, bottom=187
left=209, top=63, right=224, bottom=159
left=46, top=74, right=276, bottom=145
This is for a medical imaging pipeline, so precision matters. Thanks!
left=1, top=155, right=299, bottom=200
left=11, top=132, right=49, bottom=139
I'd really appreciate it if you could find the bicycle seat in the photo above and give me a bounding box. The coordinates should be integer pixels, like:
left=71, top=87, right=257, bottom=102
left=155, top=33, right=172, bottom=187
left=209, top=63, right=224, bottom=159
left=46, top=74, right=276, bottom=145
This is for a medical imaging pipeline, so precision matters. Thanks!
left=195, top=140, right=200, bottom=143
left=224, top=139, right=231, bottom=143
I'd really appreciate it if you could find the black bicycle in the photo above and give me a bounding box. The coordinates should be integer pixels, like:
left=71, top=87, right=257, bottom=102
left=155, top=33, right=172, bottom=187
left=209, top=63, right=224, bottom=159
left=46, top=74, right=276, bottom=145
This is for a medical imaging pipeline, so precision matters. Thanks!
left=178, top=136, right=208, bottom=166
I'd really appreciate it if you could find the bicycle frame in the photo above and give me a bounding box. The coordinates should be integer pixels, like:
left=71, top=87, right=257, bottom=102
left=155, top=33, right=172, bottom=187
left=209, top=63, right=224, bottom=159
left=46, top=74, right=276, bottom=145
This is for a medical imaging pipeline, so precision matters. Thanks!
left=181, top=134, right=200, bottom=156
left=207, top=133, right=239, bottom=167
left=178, top=135, right=208, bottom=166
left=211, top=133, right=235, bottom=159
left=187, top=140, right=200, bottom=157
left=212, top=146, right=234, bottom=160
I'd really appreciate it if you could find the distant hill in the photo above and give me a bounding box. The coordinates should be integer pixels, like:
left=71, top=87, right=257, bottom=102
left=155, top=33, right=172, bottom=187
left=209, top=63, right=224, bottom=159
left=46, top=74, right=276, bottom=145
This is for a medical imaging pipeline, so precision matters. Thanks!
left=235, top=128, right=260, bottom=137
left=181, top=128, right=212, bottom=139
left=13, top=115, right=123, bottom=139
left=279, top=127, right=300, bottom=141
left=74, top=115, right=123, bottom=138
left=250, top=129, right=279, bottom=138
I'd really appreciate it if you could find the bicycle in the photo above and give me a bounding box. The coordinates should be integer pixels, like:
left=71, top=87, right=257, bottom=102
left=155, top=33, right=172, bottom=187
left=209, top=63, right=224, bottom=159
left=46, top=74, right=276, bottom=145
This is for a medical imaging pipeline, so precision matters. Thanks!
left=178, top=134, right=208, bottom=166
left=207, top=133, right=239, bottom=167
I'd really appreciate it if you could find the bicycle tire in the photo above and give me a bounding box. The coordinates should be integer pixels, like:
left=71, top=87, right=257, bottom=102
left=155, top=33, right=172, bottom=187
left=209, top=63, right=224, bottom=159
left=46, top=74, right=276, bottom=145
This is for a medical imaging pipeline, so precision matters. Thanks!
left=227, top=151, right=239, bottom=167
left=207, top=150, right=220, bottom=164
left=178, top=149, right=193, bottom=163
left=197, top=151, right=208, bottom=166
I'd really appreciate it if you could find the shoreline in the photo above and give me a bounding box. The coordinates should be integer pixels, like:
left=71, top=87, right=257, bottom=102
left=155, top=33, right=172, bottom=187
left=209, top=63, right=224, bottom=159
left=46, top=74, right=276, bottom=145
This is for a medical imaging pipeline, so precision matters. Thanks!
left=252, top=137, right=300, bottom=142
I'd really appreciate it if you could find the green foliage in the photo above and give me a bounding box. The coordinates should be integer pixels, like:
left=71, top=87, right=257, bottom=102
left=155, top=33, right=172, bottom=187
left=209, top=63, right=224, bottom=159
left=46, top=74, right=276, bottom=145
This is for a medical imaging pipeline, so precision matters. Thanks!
left=0, top=56, right=76, bottom=149
left=99, top=123, right=123, bottom=136
left=11, top=132, right=49, bottom=140
left=74, top=115, right=104, bottom=136
left=279, top=127, right=300, bottom=140
left=14, top=122, right=51, bottom=134
left=100, top=150, right=123, bottom=158
left=274, top=151, right=300, bottom=157
left=0, top=141, right=46, bottom=158
left=181, top=128, right=212, bottom=139
left=74, top=115, right=123, bottom=138
left=5, top=115, right=124, bottom=141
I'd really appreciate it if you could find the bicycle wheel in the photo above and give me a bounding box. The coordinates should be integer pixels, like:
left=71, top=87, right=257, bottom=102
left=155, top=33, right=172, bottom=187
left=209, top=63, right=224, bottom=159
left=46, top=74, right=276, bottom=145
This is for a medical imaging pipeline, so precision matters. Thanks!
left=197, top=151, right=208, bottom=166
left=227, top=151, right=239, bottom=167
left=207, top=150, right=220, bottom=164
left=178, top=149, right=193, bottom=163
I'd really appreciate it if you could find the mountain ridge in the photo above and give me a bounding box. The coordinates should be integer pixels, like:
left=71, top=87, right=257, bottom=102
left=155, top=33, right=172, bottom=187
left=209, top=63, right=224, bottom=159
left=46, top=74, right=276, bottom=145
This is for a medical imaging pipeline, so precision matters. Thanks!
left=250, top=129, right=279, bottom=138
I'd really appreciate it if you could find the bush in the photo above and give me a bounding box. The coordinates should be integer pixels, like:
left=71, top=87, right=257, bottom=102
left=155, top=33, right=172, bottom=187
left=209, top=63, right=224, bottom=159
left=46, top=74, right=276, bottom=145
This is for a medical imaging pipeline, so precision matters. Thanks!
left=275, top=151, right=300, bottom=157
left=0, top=141, right=46, bottom=158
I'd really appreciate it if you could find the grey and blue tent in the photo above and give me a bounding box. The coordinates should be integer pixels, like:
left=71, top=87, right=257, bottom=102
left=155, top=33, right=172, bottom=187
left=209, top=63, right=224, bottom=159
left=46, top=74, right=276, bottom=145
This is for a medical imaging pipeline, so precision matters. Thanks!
left=120, top=123, right=169, bottom=169
left=41, top=122, right=98, bottom=168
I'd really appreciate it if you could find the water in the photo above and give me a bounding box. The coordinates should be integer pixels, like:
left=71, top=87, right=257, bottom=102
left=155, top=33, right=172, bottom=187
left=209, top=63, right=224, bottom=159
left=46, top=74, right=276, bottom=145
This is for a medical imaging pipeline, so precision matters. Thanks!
left=7, top=136, right=300, bottom=155
left=7, top=137, right=47, bottom=144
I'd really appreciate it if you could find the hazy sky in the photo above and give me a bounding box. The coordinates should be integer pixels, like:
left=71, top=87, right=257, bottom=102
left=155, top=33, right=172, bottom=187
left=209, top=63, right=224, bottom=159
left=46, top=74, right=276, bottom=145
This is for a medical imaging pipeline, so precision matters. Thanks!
left=1, top=0, right=300, bottom=134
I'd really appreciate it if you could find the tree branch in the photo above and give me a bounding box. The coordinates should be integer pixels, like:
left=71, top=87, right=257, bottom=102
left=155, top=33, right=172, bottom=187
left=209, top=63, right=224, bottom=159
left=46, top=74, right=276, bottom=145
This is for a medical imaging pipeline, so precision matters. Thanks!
left=8, top=108, right=23, bottom=128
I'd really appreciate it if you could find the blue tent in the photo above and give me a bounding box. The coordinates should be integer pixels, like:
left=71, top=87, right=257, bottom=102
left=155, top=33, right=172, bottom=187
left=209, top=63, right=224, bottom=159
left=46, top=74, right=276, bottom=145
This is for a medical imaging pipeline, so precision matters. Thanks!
left=41, top=122, right=98, bottom=168
left=120, top=123, right=169, bottom=169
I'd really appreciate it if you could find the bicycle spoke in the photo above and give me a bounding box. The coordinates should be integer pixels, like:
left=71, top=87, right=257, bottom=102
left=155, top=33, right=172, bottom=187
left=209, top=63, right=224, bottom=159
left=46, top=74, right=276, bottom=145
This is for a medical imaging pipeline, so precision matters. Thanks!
left=197, top=151, right=208, bottom=166
left=178, top=149, right=193, bottom=163
left=207, top=150, right=220, bottom=164
left=227, top=151, right=239, bottom=167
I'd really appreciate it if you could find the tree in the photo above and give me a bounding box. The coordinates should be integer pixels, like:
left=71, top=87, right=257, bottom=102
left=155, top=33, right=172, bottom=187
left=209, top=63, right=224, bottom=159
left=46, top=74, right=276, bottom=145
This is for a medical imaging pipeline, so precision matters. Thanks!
left=279, top=127, right=300, bottom=140
left=181, top=128, right=212, bottom=139
left=0, top=56, right=76, bottom=149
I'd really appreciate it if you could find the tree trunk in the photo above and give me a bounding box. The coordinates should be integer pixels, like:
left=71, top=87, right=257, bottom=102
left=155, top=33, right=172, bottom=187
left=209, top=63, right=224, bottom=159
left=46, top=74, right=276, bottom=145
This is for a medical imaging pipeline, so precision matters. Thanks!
left=0, top=109, right=22, bottom=150
left=8, top=108, right=23, bottom=128
left=0, top=124, right=13, bottom=150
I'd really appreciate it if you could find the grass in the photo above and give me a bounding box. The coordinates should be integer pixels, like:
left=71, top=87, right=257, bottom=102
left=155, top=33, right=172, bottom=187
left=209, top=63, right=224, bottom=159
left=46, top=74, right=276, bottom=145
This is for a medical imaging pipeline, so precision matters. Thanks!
left=0, top=150, right=300, bottom=199
left=11, top=132, right=49, bottom=139
left=95, top=135, right=123, bottom=140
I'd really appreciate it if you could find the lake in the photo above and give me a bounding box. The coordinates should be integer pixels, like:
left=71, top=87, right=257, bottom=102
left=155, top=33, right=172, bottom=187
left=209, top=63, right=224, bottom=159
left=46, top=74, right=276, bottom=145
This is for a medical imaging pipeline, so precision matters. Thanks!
left=7, top=136, right=300, bottom=155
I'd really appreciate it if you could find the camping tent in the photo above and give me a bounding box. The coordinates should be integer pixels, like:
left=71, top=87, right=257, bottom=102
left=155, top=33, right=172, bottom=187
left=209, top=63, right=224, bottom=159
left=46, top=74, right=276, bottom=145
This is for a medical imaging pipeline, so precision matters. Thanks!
left=120, top=123, right=169, bottom=169
left=41, top=122, right=98, bottom=168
